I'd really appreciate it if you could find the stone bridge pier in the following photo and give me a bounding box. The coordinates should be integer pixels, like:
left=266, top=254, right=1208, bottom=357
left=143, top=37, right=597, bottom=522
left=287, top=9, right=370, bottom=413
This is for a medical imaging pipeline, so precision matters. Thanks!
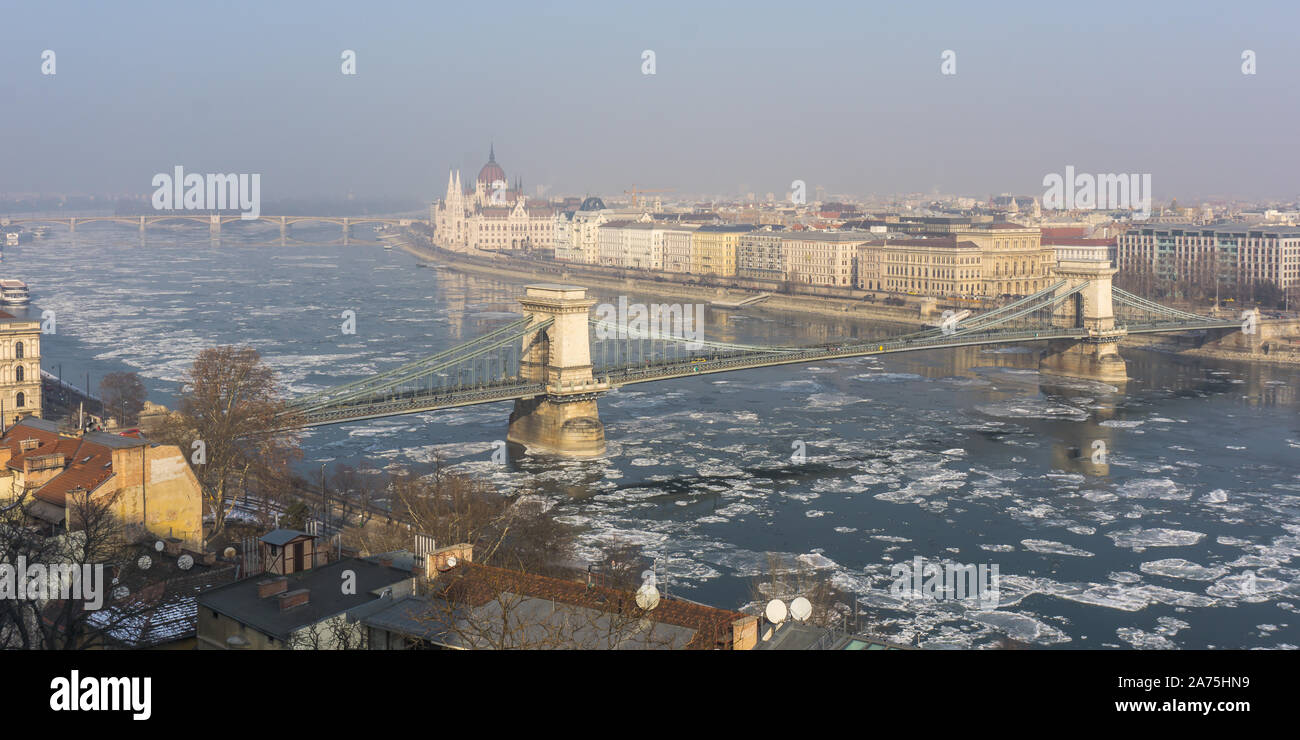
left=506, top=284, right=607, bottom=457
left=1039, top=261, right=1129, bottom=383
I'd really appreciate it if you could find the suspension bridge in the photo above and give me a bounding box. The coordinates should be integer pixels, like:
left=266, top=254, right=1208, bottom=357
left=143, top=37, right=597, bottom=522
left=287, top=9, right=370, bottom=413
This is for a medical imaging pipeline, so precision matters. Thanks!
left=276, top=260, right=1254, bottom=456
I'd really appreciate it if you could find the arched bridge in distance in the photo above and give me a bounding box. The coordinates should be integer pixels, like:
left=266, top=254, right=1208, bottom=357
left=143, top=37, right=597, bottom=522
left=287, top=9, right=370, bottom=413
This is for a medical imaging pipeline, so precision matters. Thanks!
left=276, top=259, right=1258, bottom=457
left=1, top=214, right=425, bottom=238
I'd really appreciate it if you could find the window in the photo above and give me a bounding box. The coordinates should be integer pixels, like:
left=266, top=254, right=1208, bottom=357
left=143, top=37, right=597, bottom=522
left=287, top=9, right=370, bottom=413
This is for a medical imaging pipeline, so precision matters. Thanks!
left=14, top=342, right=22, bottom=360
left=14, top=366, right=22, bottom=382
left=15, top=392, right=23, bottom=408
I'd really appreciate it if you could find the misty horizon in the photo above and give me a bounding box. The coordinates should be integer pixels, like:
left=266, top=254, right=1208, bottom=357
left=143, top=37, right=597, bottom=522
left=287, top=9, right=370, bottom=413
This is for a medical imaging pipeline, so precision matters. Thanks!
left=3, top=0, right=1298, bottom=204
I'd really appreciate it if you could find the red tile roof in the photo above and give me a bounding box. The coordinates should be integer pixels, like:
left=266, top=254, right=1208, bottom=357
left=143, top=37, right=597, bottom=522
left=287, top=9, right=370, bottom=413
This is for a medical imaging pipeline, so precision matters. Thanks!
left=1043, top=237, right=1114, bottom=246
left=439, top=562, right=748, bottom=649
left=1, top=424, right=134, bottom=507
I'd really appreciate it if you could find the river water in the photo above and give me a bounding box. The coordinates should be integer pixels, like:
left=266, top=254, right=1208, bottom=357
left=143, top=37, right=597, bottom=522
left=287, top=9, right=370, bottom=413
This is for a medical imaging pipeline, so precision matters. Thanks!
left=9, top=224, right=1300, bottom=649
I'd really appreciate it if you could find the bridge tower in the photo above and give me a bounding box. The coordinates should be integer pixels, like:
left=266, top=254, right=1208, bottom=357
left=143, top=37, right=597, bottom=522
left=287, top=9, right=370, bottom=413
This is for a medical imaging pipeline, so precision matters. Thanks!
left=506, top=284, right=607, bottom=457
left=209, top=214, right=222, bottom=236
left=1039, top=260, right=1128, bottom=383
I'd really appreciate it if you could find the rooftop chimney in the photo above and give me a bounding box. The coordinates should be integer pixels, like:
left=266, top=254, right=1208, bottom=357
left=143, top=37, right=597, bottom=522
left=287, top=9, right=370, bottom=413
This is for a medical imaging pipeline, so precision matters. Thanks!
left=731, top=615, right=759, bottom=651
left=425, top=543, right=473, bottom=579
left=24, top=453, right=66, bottom=474
left=277, top=589, right=310, bottom=611
left=257, top=577, right=289, bottom=599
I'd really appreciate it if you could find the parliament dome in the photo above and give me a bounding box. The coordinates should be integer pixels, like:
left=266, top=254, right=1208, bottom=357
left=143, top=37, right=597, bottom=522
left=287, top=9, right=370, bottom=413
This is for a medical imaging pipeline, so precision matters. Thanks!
left=477, top=144, right=506, bottom=186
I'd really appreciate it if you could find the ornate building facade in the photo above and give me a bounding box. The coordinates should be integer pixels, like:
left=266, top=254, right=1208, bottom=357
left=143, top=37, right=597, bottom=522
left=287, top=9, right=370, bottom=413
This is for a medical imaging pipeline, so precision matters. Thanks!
left=0, top=310, right=41, bottom=426
left=432, top=146, right=555, bottom=252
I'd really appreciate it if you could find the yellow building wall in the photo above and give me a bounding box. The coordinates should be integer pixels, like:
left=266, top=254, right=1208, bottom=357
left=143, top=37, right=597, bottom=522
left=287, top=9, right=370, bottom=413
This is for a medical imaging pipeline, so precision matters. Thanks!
left=954, top=228, right=1054, bottom=296
left=196, top=608, right=283, bottom=650
left=691, top=232, right=739, bottom=277
left=108, top=444, right=204, bottom=550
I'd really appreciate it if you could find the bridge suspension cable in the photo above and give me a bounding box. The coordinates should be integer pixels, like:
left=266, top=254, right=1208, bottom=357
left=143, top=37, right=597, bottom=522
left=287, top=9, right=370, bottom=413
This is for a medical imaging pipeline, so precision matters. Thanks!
left=588, top=318, right=806, bottom=353
left=284, top=317, right=549, bottom=415
left=1111, top=287, right=1220, bottom=323
left=946, top=281, right=1088, bottom=336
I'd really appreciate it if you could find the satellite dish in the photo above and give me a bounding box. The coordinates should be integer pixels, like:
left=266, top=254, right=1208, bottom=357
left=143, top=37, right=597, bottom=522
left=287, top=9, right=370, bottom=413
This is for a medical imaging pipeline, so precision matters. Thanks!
left=154, top=540, right=165, bottom=552
left=765, top=599, right=788, bottom=625
left=137, top=555, right=152, bottom=570
left=177, top=554, right=195, bottom=571
left=635, top=584, right=660, bottom=611
left=222, top=547, right=237, bottom=559
left=790, top=596, right=813, bottom=622
left=445, top=556, right=458, bottom=569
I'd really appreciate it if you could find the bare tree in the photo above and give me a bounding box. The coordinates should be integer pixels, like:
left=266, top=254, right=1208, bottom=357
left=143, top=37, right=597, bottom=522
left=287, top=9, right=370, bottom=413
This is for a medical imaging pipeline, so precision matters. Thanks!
left=0, top=489, right=161, bottom=650
left=288, top=614, right=370, bottom=650
left=333, top=463, right=576, bottom=577
left=750, top=552, right=848, bottom=629
left=99, top=372, right=146, bottom=427
left=153, top=346, right=302, bottom=546
left=417, top=563, right=682, bottom=650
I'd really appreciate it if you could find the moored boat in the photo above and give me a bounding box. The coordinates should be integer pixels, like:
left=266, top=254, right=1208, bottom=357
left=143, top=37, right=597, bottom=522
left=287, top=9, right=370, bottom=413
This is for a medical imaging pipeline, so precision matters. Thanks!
left=0, top=279, right=30, bottom=305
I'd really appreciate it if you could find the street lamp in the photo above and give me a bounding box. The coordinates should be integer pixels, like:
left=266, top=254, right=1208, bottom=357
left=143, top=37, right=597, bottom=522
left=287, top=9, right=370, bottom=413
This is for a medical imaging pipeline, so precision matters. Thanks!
left=320, top=462, right=328, bottom=533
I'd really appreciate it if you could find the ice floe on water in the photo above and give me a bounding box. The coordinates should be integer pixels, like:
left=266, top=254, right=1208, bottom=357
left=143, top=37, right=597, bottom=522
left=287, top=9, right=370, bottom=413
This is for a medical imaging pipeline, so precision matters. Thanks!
left=1116, top=478, right=1189, bottom=500
left=1202, top=489, right=1229, bottom=503
left=976, top=399, right=1089, bottom=421
left=797, top=552, right=837, bottom=570
left=968, top=611, right=1069, bottom=644
left=1021, top=539, right=1094, bottom=557
left=980, top=544, right=1016, bottom=552
left=851, top=371, right=925, bottom=383
left=1106, top=527, right=1206, bottom=551
left=940, top=377, right=994, bottom=387
left=1116, top=617, right=1190, bottom=649
left=804, top=392, right=869, bottom=410
left=1206, top=572, right=1288, bottom=600
left=1139, top=558, right=1228, bottom=581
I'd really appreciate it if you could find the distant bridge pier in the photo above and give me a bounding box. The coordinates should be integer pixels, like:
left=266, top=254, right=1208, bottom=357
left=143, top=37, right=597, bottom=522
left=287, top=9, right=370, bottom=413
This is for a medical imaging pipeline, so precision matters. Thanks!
left=139, top=216, right=147, bottom=233
left=1039, top=261, right=1128, bottom=383
left=209, top=214, right=222, bottom=236
left=68, top=217, right=76, bottom=233
left=506, top=284, right=607, bottom=457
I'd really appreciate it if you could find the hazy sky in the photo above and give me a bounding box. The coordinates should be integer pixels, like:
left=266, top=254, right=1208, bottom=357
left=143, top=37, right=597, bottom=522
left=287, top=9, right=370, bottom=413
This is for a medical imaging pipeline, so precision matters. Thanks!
left=3, top=0, right=1297, bottom=202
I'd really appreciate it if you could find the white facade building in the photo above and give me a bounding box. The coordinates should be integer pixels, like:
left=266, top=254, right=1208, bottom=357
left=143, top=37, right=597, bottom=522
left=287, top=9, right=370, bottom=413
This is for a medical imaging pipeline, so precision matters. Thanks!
left=432, top=146, right=555, bottom=252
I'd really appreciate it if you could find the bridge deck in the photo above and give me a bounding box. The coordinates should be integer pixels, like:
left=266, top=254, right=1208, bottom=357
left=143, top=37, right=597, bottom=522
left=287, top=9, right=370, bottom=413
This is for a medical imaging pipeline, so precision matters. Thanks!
left=289, top=319, right=1242, bottom=428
